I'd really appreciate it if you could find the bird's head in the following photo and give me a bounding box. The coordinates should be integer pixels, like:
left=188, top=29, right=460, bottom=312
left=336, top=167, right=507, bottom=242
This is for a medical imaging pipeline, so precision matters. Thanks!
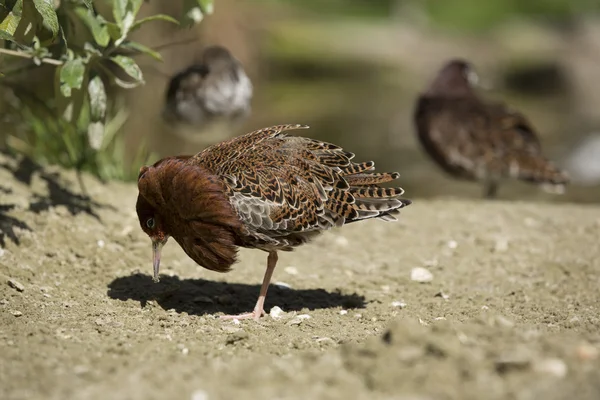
left=136, top=189, right=169, bottom=283
left=426, top=59, right=479, bottom=97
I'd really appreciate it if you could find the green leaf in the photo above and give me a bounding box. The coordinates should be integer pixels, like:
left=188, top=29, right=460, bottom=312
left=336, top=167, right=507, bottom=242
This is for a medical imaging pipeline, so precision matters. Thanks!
left=105, top=21, right=121, bottom=40
left=110, top=55, right=144, bottom=83
left=121, top=40, right=162, bottom=61
left=0, top=29, right=16, bottom=42
left=112, top=0, right=127, bottom=27
left=74, top=6, right=110, bottom=47
left=0, top=11, right=21, bottom=36
left=181, top=0, right=214, bottom=26
left=59, top=57, right=86, bottom=97
left=88, top=75, right=107, bottom=121
left=81, top=0, right=93, bottom=10
left=32, top=0, right=59, bottom=37
left=130, top=14, right=179, bottom=33
left=198, top=0, right=214, bottom=14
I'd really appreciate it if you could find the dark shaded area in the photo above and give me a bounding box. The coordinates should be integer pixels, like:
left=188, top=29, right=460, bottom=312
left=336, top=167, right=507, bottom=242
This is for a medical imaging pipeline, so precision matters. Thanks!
left=0, top=152, right=115, bottom=246
left=28, top=171, right=107, bottom=219
left=0, top=204, right=32, bottom=247
left=502, top=62, right=569, bottom=96
left=107, top=273, right=366, bottom=316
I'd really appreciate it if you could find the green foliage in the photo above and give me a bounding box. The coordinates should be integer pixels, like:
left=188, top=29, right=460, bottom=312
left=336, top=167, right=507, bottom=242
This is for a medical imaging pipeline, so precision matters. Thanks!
left=0, top=0, right=214, bottom=182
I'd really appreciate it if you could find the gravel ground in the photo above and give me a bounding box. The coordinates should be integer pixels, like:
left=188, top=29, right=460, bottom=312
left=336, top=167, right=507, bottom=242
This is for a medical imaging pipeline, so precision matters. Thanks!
left=1, top=153, right=599, bottom=400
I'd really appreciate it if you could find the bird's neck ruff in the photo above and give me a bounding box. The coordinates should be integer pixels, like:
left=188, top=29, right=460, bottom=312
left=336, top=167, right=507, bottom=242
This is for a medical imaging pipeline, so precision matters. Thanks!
left=137, top=156, right=243, bottom=272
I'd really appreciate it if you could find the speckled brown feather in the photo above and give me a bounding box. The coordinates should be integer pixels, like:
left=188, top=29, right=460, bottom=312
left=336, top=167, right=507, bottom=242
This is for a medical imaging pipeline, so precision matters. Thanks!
left=191, top=124, right=411, bottom=251
left=414, top=60, right=568, bottom=194
left=136, top=125, right=411, bottom=274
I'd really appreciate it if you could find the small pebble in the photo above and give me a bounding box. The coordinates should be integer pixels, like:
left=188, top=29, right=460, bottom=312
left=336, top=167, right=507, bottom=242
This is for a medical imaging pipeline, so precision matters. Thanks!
left=334, top=236, right=349, bottom=247
left=284, top=266, right=298, bottom=275
left=411, top=267, right=433, bottom=283
left=447, top=240, right=458, bottom=249
left=0, top=299, right=8, bottom=305
left=269, top=306, right=285, bottom=320
left=192, top=295, right=213, bottom=304
left=354, top=313, right=363, bottom=319
left=0, top=248, right=5, bottom=257
left=493, top=238, right=509, bottom=252
left=534, top=358, right=567, bottom=378
left=576, top=343, right=599, bottom=361
left=191, top=389, right=209, bottom=400
left=97, top=240, right=105, bottom=248
left=7, top=278, right=25, bottom=292
left=289, top=314, right=311, bottom=326
left=11, top=310, right=23, bottom=317
left=274, top=281, right=292, bottom=290
left=391, top=301, right=406, bottom=308
left=226, top=331, right=249, bottom=345
left=434, top=291, right=449, bottom=300
left=339, top=310, right=348, bottom=315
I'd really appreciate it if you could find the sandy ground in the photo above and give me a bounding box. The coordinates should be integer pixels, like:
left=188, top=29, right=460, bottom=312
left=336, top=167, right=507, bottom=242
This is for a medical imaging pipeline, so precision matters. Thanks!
left=1, top=152, right=600, bottom=400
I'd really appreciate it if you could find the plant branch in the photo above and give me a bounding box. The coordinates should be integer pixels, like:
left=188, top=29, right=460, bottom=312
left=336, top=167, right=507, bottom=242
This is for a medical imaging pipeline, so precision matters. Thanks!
left=0, top=48, right=63, bottom=66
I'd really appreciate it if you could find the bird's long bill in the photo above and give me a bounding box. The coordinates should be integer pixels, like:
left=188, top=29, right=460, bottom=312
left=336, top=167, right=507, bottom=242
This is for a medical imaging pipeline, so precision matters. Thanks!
left=152, top=240, right=164, bottom=283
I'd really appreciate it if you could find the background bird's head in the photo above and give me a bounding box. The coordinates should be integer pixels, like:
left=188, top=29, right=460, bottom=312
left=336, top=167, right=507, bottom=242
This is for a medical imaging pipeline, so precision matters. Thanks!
left=426, top=59, right=479, bottom=97
left=201, top=45, right=238, bottom=71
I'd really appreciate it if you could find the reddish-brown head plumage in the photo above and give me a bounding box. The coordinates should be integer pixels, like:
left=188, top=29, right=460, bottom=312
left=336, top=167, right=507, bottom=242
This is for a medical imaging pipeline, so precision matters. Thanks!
left=136, top=124, right=411, bottom=287
left=136, top=156, right=243, bottom=277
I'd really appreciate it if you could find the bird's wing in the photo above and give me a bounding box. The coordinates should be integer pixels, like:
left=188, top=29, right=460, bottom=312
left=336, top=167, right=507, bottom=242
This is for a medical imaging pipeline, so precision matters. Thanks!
left=192, top=124, right=408, bottom=244
left=423, top=98, right=541, bottom=171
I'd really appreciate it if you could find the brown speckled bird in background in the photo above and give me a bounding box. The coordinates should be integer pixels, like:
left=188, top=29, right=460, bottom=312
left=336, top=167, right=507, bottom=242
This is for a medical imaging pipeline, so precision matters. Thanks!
left=162, top=45, right=253, bottom=129
left=414, top=59, right=569, bottom=198
left=136, top=124, right=411, bottom=320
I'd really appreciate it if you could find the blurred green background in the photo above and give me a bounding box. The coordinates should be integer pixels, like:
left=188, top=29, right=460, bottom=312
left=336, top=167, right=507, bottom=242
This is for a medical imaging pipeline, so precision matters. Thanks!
left=2, top=0, right=600, bottom=202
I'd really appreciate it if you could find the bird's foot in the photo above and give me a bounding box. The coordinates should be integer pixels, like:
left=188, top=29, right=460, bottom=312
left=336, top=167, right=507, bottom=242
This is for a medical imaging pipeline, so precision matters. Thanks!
left=220, top=308, right=265, bottom=321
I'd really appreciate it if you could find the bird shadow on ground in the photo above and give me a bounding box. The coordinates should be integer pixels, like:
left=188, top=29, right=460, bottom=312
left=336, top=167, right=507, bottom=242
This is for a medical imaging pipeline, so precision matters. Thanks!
left=107, top=273, right=366, bottom=316
left=0, top=153, right=116, bottom=246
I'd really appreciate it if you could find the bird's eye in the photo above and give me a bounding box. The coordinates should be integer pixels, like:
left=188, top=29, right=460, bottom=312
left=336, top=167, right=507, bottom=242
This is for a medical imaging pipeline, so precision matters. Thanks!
left=146, top=218, right=156, bottom=229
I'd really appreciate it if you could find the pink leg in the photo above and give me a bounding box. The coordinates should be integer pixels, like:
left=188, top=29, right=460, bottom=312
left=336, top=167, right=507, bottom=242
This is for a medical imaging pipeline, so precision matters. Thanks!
left=221, top=251, right=278, bottom=321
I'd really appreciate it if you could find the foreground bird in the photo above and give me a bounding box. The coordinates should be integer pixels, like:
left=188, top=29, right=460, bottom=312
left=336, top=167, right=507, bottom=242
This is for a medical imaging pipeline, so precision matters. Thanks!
left=136, top=124, right=411, bottom=320
left=162, top=45, right=253, bottom=128
left=414, top=59, right=569, bottom=198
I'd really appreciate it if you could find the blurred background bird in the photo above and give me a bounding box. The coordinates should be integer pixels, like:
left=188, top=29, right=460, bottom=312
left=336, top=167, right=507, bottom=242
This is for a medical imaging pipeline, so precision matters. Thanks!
left=414, top=59, right=569, bottom=198
left=162, top=45, right=253, bottom=146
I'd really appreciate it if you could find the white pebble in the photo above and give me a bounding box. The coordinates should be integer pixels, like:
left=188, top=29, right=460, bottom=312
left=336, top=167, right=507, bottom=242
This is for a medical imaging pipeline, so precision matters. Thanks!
left=288, top=314, right=311, bottom=326
left=274, top=281, right=292, bottom=290
left=411, top=267, right=433, bottom=283
left=269, top=306, right=285, bottom=320
left=334, top=236, right=349, bottom=247
left=339, top=310, right=348, bottom=315
left=284, top=266, right=298, bottom=275
left=391, top=301, right=406, bottom=308
left=11, top=310, right=23, bottom=317
left=494, top=238, right=509, bottom=252
left=534, top=358, right=567, bottom=378
left=191, top=389, right=209, bottom=400
left=0, top=248, right=5, bottom=257
left=447, top=240, right=458, bottom=249
left=97, top=240, right=105, bottom=248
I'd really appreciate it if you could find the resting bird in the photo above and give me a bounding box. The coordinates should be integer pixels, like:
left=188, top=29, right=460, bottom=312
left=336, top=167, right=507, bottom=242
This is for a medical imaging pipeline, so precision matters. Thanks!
left=414, top=59, right=569, bottom=198
left=162, top=45, right=253, bottom=129
left=136, top=124, right=411, bottom=320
